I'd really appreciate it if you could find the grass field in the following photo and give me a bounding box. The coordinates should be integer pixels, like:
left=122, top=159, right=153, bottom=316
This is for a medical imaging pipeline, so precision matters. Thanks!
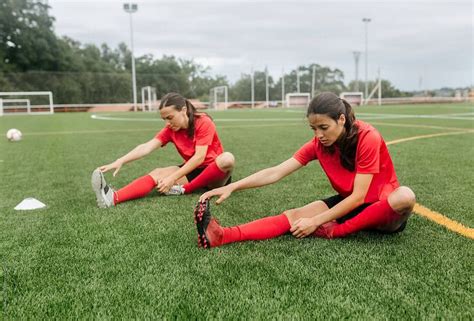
left=0, top=103, right=473, bottom=319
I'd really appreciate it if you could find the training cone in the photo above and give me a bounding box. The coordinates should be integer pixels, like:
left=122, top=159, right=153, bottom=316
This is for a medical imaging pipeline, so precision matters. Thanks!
left=14, top=198, right=47, bottom=210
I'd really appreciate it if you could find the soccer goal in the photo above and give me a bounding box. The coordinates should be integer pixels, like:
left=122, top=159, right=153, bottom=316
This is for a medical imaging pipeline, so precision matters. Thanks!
left=285, top=93, right=310, bottom=108
left=209, top=86, right=228, bottom=110
left=0, top=91, right=54, bottom=116
left=340, top=92, right=364, bottom=106
left=141, top=86, right=157, bottom=112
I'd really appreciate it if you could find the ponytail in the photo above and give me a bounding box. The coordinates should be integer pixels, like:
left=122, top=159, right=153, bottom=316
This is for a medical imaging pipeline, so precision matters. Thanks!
left=184, top=99, right=197, bottom=137
left=338, top=99, right=359, bottom=171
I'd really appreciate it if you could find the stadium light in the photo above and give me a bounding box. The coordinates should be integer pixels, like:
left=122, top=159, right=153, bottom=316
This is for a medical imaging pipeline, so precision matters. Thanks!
left=281, top=67, right=285, bottom=107
left=352, top=51, right=361, bottom=92
left=362, top=18, right=371, bottom=101
left=123, top=3, right=138, bottom=112
left=265, top=66, right=269, bottom=107
left=251, top=67, right=255, bottom=108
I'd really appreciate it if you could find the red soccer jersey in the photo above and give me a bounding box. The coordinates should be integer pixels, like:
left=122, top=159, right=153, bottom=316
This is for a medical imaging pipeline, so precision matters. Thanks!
left=155, top=115, right=224, bottom=167
left=293, top=120, right=399, bottom=203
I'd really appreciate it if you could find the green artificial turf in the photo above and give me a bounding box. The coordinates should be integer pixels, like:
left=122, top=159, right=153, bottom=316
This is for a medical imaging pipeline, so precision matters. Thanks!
left=0, top=103, right=473, bottom=319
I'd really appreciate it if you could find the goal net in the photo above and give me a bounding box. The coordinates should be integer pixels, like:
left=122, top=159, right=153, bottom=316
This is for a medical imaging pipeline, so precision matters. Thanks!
left=285, top=93, right=310, bottom=108
left=209, top=86, right=228, bottom=110
left=0, top=91, right=54, bottom=116
left=340, top=92, right=364, bottom=106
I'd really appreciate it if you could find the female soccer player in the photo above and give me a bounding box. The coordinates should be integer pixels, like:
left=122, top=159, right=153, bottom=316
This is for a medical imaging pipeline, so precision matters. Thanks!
left=91, top=92, right=234, bottom=208
left=195, top=92, right=415, bottom=248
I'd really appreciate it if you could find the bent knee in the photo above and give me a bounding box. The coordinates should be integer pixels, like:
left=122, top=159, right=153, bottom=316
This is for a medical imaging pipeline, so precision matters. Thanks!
left=148, top=168, right=164, bottom=183
left=217, top=152, right=235, bottom=171
left=389, top=186, right=416, bottom=213
left=283, top=208, right=302, bottom=224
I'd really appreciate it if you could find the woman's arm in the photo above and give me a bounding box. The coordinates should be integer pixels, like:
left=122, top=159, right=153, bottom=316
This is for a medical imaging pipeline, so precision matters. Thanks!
left=315, top=173, right=373, bottom=224
left=291, top=173, right=373, bottom=238
left=99, top=138, right=162, bottom=176
left=157, top=145, right=208, bottom=193
left=200, top=157, right=303, bottom=204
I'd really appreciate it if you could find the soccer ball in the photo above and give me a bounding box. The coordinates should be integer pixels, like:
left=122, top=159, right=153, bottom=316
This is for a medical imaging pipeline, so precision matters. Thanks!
left=6, top=128, right=22, bottom=142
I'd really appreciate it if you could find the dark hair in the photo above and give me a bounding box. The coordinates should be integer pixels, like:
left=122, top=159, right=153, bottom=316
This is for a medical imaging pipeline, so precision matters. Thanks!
left=306, top=92, right=359, bottom=171
left=159, top=92, right=201, bottom=137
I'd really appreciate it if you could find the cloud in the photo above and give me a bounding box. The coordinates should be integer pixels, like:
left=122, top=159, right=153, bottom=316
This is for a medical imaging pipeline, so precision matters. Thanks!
left=49, top=0, right=473, bottom=90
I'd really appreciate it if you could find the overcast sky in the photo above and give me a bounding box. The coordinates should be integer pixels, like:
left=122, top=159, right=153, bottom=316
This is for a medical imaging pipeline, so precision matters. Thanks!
left=49, top=0, right=473, bottom=91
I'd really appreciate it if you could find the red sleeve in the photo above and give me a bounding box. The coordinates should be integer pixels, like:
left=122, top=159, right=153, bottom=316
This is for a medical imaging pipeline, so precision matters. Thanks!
left=155, top=126, right=172, bottom=146
left=356, top=130, right=381, bottom=174
left=293, top=139, right=318, bottom=166
left=194, top=116, right=216, bottom=146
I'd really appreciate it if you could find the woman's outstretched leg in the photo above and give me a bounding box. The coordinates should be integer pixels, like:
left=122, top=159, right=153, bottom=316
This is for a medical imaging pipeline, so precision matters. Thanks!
left=92, top=166, right=183, bottom=207
left=194, top=200, right=290, bottom=248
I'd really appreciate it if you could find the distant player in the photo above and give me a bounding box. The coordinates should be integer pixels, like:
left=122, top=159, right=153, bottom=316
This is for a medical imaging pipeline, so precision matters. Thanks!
left=92, top=92, right=234, bottom=208
left=195, top=92, right=415, bottom=248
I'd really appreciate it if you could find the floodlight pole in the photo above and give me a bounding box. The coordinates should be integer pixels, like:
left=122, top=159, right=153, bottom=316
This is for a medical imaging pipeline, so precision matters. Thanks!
left=362, top=18, right=371, bottom=103
left=265, top=66, right=269, bottom=107
left=296, top=68, right=300, bottom=93
left=124, top=3, right=138, bottom=112
left=352, top=51, right=361, bottom=92
left=251, top=67, right=255, bottom=108
left=377, top=67, right=382, bottom=106
left=311, top=65, right=316, bottom=98
left=281, top=67, right=285, bottom=107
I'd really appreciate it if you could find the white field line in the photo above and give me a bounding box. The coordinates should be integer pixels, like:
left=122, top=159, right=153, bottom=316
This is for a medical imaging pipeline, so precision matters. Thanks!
left=23, top=115, right=472, bottom=137
left=23, top=123, right=306, bottom=136
left=91, top=114, right=305, bottom=122
left=91, top=113, right=474, bottom=123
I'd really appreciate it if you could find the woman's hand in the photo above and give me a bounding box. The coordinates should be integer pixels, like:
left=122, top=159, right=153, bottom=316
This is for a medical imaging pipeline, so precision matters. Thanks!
left=157, top=176, right=176, bottom=194
left=199, top=185, right=234, bottom=205
left=99, top=160, right=123, bottom=177
left=290, top=217, right=320, bottom=239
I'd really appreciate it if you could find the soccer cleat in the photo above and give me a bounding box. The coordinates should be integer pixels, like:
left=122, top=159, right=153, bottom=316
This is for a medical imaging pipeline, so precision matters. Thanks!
left=164, top=184, right=185, bottom=196
left=194, top=199, right=224, bottom=248
left=91, top=169, right=115, bottom=208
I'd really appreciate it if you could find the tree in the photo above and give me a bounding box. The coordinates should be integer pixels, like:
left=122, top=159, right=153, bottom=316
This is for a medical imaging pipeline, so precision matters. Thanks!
left=0, top=0, right=60, bottom=72
left=347, top=79, right=412, bottom=98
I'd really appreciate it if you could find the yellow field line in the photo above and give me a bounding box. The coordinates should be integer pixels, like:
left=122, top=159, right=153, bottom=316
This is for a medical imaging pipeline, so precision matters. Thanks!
left=386, top=130, right=474, bottom=146
left=413, top=204, right=474, bottom=239
left=371, top=121, right=470, bottom=131
left=387, top=130, right=474, bottom=239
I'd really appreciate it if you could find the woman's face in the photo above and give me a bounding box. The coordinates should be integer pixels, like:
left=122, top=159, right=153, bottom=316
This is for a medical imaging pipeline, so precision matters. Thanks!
left=159, top=106, right=189, bottom=131
left=307, top=113, right=346, bottom=147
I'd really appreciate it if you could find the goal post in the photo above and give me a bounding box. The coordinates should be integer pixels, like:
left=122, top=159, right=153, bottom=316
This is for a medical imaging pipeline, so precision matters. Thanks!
left=0, top=91, right=54, bottom=115
left=141, top=86, right=157, bottom=112
left=285, top=93, right=310, bottom=108
left=209, top=86, right=228, bottom=110
left=340, top=92, right=364, bottom=106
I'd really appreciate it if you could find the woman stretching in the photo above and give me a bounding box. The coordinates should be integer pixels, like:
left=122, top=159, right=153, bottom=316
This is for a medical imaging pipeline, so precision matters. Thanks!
left=92, top=92, right=234, bottom=208
left=195, top=92, right=415, bottom=248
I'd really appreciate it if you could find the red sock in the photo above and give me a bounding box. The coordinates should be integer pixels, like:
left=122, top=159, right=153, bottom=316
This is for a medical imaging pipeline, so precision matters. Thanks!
left=115, top=175, right=156, bottom=204
left=315, top=199, right=400, bottom=238
left=222, top=213, right=290, bottom=245
left=183, top=161, right=227, bottom=194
